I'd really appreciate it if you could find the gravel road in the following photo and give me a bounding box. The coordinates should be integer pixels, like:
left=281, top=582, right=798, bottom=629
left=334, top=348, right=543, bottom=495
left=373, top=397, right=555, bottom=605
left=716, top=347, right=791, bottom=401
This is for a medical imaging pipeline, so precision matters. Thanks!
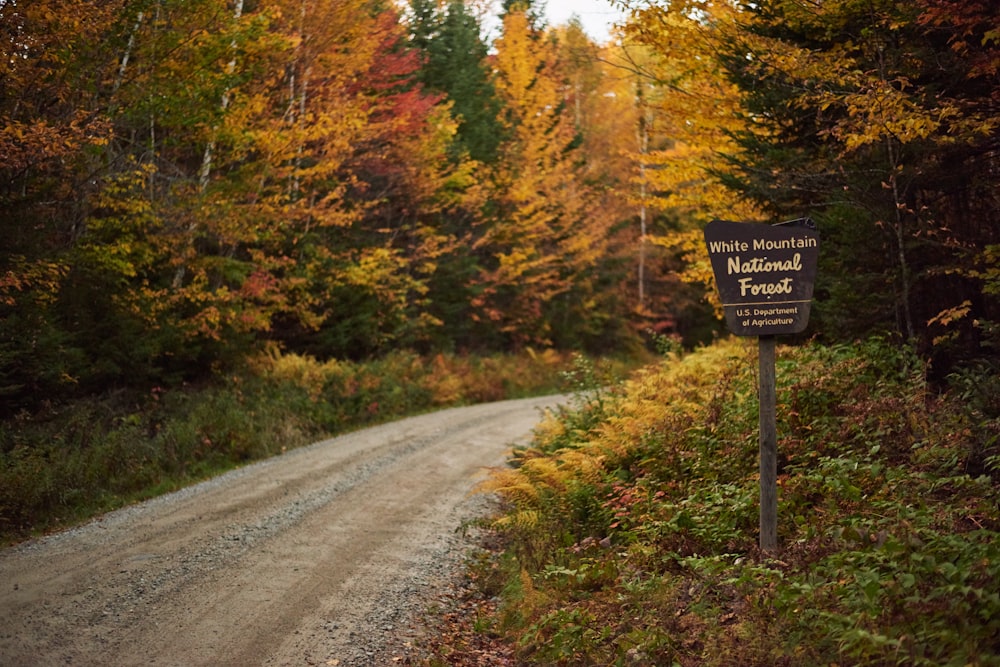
left=0, top=395, right=566, bottom=666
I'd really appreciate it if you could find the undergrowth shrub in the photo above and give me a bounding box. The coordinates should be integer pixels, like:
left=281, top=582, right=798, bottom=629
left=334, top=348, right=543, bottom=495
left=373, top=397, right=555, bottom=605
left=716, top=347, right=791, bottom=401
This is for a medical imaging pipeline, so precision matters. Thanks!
left=1, top=348, right=618, bottom=544
left=474, top=337, right=1000, bottom=666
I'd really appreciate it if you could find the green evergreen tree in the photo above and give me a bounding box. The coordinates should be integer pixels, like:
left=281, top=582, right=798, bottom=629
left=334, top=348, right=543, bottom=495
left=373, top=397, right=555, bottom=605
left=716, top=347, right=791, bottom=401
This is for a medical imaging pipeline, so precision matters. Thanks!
left=409, top=0, right=503, bottom=164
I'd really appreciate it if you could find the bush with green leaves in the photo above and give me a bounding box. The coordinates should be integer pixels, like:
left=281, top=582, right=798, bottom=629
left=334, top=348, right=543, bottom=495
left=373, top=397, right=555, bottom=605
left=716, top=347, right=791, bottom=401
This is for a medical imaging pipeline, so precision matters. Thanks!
left=473, top=338, right=1000, bottom=666
left=1, top=349, right=627, bottom=544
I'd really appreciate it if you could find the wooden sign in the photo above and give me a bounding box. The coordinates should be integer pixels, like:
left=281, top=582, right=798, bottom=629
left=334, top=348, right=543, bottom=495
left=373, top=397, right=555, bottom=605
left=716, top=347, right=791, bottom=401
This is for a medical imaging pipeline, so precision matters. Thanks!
left=704, top=219, right=819, bottom=337
left=703, top=217, right=819, bottom=553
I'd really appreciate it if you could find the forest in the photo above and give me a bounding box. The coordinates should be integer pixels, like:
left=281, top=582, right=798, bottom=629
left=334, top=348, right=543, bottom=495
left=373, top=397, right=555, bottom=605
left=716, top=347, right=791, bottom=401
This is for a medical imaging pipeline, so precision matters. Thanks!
left=1, top=0, right=998, bottom=409
left=2, top=0, right=999, bottom=658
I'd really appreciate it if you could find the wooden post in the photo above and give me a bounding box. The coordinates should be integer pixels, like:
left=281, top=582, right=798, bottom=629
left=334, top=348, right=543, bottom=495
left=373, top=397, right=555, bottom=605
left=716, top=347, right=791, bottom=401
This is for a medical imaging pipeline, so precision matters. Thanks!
left=758, top=335, right=778, bottom=552
left=703, top=219, right=818, bottom=554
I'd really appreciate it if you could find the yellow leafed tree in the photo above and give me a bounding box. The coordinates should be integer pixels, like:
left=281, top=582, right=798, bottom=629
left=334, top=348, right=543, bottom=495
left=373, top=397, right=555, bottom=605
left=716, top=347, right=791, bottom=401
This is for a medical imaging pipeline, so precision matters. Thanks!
left=473, top=9, right=611, bottom=347
left=618, top=1, right=763, bottom=305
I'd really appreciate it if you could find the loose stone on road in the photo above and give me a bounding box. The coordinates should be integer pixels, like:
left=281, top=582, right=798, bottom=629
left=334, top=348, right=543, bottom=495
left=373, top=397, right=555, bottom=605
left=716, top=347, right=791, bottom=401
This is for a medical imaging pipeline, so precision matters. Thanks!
left=0, top=395, right=566, bottom=666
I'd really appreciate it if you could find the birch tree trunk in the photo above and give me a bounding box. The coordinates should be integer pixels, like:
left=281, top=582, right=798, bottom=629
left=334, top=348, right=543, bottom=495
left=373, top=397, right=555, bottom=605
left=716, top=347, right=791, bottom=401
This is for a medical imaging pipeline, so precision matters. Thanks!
left=174, top=0, right=245, bottom=288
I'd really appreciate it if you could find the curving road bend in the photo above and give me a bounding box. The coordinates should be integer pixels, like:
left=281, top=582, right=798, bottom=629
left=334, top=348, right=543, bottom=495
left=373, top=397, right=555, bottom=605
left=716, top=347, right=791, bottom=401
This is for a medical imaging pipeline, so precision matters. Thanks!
left=0, top=395, right=566, bottom=666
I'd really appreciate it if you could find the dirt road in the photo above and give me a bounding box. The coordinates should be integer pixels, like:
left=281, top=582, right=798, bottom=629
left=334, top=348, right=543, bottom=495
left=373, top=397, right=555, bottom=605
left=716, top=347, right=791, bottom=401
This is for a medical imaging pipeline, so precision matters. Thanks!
left=0, top=395, right=566, bottom=666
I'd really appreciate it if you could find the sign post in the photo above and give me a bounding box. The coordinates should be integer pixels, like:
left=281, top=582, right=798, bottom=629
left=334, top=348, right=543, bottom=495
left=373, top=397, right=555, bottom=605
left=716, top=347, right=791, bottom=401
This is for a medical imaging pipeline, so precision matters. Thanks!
left=703, top=219, right=819, bottom=552
left=758, top=335, right=778, bottom=551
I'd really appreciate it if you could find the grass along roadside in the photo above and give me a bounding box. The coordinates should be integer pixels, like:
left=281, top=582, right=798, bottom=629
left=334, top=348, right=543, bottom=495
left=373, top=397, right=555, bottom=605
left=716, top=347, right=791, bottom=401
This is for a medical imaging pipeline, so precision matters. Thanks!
left=424, top=337, right=1000, bottom=666
left=0, top=348, right=635, bottom=546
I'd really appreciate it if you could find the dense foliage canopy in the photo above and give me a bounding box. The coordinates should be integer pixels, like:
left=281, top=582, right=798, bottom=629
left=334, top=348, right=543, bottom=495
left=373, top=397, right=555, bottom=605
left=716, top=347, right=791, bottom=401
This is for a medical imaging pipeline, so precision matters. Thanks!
left=1, top=0, right=997, bottom=412
left=622, top=0, right=1000, bottom=376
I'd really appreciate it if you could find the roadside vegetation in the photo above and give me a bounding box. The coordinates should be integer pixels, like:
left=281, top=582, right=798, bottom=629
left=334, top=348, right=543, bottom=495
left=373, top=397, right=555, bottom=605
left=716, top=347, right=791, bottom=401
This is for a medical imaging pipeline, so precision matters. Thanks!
left=3, top=0, right=998, bottom=659
left=0, top=349, right=635, bottom=545
left=424, top=337, right=1000, bottom=666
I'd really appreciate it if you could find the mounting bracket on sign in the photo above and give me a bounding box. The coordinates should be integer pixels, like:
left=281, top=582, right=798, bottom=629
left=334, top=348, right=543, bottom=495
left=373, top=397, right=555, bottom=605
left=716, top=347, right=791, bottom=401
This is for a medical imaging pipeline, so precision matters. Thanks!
left=773, top=217, right=816, bottom=229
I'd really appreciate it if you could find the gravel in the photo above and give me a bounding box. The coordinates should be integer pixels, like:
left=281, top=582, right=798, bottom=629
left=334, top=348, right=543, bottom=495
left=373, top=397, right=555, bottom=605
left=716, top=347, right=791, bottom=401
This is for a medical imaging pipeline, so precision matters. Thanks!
left=0, top=395, right=565, bottom=666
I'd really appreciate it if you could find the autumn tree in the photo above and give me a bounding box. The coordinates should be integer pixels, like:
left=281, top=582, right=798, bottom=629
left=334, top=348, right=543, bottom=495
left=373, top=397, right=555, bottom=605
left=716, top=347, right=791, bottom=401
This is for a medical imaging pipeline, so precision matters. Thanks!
left=0, top=0, right=464, bottom=408
left=615, top=0, right=999, bottom=365
left=403, top=1, right=507, bottom=349
left=599, top=5, right=758, bottom=341
left=500, top=0, right=545, bottom=30
left=1, top=0, right=146, bottom=400
left=290, top=3, right=459, bottom=357
left=714, top=0, right=1000, bottom=367
left=549, top=21, right=707, bottom=346
left=471, top=8, right=615, bottom=349
left=170, top=0, right=457, bottom=358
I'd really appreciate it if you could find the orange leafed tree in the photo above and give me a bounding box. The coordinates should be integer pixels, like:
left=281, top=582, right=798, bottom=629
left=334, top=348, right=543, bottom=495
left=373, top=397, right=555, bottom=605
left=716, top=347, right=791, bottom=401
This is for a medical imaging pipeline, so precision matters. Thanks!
left=473, top=9, right=611, bottom=348
left=0, top=0, right=461, bottom=403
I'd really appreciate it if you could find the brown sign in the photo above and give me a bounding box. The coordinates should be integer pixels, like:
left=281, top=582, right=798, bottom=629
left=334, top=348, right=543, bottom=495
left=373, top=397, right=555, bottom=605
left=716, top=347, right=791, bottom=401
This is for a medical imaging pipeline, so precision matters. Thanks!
left=704, top=219, right=819, bottom=336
